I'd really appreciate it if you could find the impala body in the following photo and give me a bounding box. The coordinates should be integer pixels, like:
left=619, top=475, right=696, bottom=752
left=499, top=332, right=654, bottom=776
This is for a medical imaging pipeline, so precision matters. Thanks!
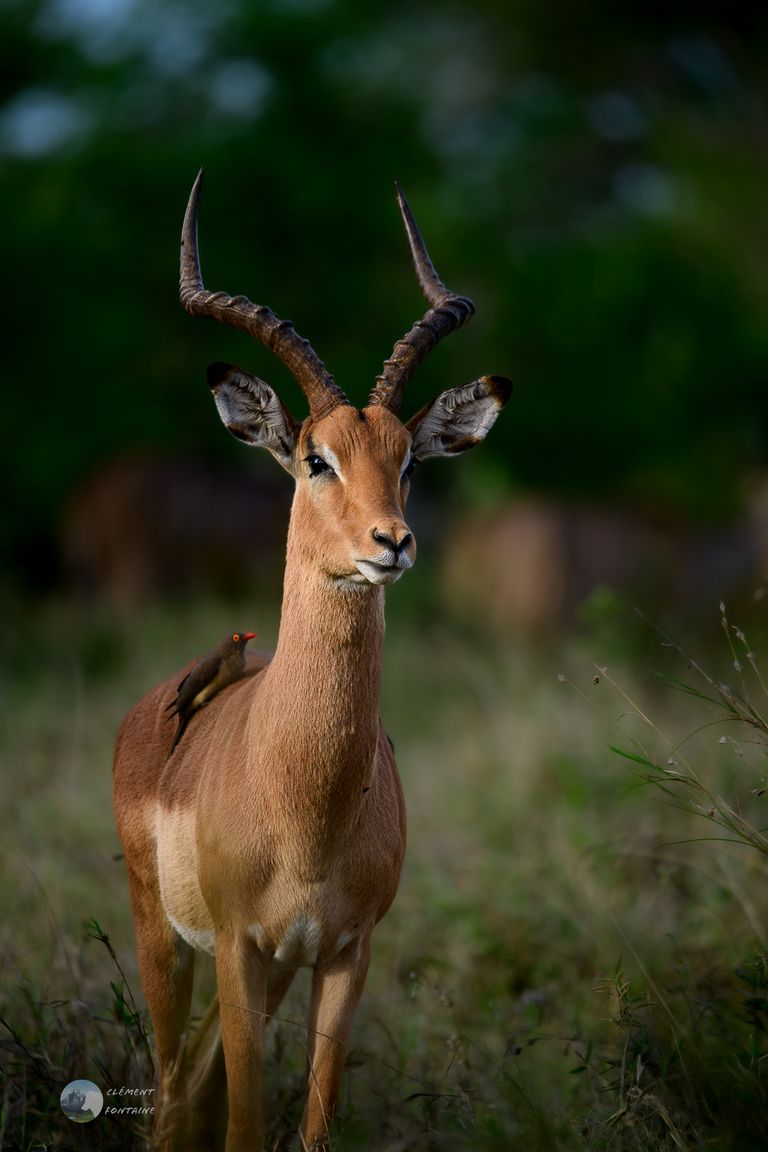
left=113, top=171, right=511, bottom=1151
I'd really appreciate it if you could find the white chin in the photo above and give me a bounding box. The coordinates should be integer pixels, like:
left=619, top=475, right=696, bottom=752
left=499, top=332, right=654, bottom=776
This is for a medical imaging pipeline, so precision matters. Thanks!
left=353, top=562, right=404, bottom=586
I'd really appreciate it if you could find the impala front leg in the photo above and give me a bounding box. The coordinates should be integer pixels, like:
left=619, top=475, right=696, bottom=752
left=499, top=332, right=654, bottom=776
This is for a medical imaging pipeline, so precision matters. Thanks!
left=300, top=937, right=371, bottom=1151
left=215, top=931, right=269, bottom=1152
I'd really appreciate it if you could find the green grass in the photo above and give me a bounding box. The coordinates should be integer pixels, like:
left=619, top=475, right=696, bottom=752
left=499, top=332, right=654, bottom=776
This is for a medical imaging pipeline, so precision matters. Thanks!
left=1, top=593, right=767, bottom=1150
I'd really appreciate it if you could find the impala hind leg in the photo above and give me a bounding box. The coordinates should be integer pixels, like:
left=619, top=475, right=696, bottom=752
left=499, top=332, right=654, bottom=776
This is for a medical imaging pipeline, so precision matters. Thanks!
left=126, top=869, right=195, bottom=1152
left=300, top=937, right=371, bottom=1152
left=215, top=933, right=271, bottom=1151
left=184, top=995, right=226, bottom=1151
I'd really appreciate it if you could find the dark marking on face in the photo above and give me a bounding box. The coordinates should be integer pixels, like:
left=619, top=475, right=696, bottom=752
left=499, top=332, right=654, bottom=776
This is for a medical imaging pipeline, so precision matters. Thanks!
left=357, top=409, right=367, bottom=423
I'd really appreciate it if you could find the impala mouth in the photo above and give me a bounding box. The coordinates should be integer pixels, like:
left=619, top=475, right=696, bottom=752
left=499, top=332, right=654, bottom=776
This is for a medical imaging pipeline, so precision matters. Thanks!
left=353, top=561, right=403, bottom=586
left=353, top=552, right=414, bottom=586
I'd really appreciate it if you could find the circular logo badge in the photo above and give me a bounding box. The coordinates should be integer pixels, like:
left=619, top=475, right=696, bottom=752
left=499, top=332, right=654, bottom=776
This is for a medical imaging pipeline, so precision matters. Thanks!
left=60, top=1080, right=103, bottom=1122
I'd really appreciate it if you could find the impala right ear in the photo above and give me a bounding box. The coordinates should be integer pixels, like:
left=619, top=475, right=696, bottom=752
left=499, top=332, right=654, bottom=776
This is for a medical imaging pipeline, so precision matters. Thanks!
left=207, top=362, right=300, bottom=473
left=406, top=374, right=512, bottom=459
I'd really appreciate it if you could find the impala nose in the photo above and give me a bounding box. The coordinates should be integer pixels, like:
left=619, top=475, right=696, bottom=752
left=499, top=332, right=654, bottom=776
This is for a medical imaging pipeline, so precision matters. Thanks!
left=372, top=527, right=413, bottom=554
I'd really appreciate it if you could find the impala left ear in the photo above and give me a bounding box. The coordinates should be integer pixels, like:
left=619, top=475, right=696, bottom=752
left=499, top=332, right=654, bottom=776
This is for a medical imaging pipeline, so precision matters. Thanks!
left=207, top=361, right=300, bottom=473
left=405, top=375, right=512, bottom=459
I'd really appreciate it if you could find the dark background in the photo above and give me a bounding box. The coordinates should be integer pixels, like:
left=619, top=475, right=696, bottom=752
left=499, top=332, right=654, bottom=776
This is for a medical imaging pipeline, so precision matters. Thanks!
left=2, top=0, right=768, bottom=624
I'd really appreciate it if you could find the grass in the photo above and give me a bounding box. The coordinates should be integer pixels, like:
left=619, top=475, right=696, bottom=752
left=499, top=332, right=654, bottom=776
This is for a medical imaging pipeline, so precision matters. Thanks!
left=1, top=590, right=767, bottom=1149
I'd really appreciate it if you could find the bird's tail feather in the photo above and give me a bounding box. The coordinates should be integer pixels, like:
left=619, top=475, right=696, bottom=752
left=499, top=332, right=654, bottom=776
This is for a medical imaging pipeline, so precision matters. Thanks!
left=166, top=717, right=187, bottom=761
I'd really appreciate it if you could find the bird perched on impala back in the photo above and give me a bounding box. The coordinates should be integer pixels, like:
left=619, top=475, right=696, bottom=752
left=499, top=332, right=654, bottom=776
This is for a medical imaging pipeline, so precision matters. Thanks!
left=166, top=631, right=256, bottom=758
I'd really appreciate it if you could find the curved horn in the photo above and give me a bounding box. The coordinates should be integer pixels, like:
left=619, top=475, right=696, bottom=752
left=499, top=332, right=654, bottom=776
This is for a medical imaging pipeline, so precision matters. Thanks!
left=368, top=184, right=475, bottom=413
left=180, top=168, right=349, bottom=420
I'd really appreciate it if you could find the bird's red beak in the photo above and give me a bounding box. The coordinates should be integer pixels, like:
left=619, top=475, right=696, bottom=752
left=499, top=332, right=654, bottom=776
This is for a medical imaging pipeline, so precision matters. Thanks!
left=243, top=632, right=257, bottom=641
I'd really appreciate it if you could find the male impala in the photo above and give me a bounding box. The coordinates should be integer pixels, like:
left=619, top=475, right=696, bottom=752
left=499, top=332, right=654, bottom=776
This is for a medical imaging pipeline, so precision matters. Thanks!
left=113, top=170, right=511, bottom=1151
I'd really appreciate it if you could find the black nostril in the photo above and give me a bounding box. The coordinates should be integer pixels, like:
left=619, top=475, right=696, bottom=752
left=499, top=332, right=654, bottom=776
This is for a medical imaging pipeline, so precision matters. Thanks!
left=373, top=528, right=412, bottom=553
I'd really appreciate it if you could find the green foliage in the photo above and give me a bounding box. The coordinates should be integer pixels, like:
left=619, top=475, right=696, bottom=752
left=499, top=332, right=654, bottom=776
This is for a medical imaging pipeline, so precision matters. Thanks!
left=86, top=917, right=154, bottom=1070
left=582, top=607, right=768, bottom=1149
left=2, top=596, right=768, bottom=1148
left=0, top=926, right=153, bottom=1151
left=608, top=604, right=768, bottom=855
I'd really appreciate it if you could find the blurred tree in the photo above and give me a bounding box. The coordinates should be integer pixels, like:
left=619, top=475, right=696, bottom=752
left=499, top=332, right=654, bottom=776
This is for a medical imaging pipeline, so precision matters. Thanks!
left=1, top=0, right=768, bottom=589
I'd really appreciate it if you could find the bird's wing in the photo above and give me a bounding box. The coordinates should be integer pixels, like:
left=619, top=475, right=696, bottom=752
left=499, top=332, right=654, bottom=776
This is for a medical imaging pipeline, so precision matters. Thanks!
left=165, top=670, right=190, bottom=712
left=174, top=652, right=223, bottom=710
left=164, top=654, right=206, bottom=711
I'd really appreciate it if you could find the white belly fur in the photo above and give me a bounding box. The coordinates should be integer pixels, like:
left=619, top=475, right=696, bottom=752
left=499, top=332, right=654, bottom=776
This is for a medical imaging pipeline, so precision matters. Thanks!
left=156, top=804, right=216, bottom=955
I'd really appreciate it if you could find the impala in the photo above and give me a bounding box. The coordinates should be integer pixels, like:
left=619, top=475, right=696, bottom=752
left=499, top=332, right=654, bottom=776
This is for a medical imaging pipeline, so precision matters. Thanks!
left=113, top=170, right=511, bottom=1151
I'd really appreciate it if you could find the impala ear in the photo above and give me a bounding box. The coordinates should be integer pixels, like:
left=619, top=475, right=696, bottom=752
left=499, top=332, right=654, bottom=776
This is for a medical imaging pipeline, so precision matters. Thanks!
left=207, top=362, right=300, bottom=473
left=406, top=375, right=512, bottom=459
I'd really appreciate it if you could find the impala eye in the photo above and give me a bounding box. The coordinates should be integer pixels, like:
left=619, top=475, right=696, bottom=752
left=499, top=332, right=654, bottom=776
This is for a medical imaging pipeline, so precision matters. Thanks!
left=305, top=454, right=331, bottom=477
left=402, top=455, right=418, bottom=481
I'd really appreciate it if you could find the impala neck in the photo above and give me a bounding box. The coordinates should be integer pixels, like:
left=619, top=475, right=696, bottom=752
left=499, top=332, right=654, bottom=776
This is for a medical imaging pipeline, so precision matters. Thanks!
left=255, top=518, right=386, bottom=794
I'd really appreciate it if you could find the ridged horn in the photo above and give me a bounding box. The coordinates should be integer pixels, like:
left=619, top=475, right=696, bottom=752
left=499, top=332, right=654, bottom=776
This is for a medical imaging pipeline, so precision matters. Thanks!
left=368, top=184, right=475, bottom=413
left=180, top=168, right=349, bottom=420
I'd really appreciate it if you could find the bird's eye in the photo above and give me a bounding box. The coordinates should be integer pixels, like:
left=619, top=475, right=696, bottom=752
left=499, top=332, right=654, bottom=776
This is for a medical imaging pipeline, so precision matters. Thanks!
left=305, top=454, right=331, bottom=477
left=232, top=633, right=240, bottom=642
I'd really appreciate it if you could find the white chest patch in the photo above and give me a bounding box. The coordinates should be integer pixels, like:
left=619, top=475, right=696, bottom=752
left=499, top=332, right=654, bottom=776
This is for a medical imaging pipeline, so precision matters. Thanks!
left=273, top=915, right=323, bottom=966
left=247, top=919, right=358, bottom=966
